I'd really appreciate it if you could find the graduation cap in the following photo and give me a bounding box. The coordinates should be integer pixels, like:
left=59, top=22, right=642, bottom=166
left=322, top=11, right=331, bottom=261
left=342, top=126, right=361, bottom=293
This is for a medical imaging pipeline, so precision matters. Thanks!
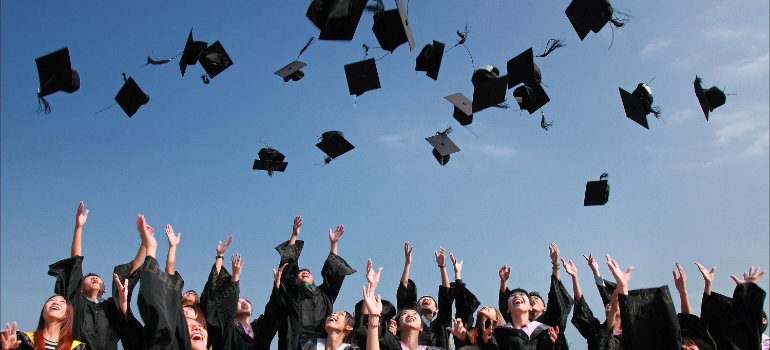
left=426, top=127, right=460, bottom=166
left=344, top=58, right=381, bottom=96
left=565, top=0, right=628, bottom=41
left=619, top=82, right=662, bottom=129
left=677, top=314, right=718, bottom=350
left=471, top=66, right=508, bottom=113
left=507, top=48, right=540, bottom=89
left=316, top=131, right=355, bottom=163
left=308, top=0, right=368, bottom=41
left=415, top=40, right=445, bottom=80
left=35, top=47, right=80, bottom=114
left=513, top=84, right=550, bottom=114
left=199, top=41, right=233, bottom=80
left=694, top=76, right=726, bottom=121
left=445, top=93, right=473, bottom=126
left=115, top=77, right=150, bottom=118
left=179, top=29, right=209, bottom=77
left=253, top=146, right=288, bottom=177
left=584, top=173, right=609, bottom=206
left=372, top=0, right=416, bottom=52
left=275, top=61, right=307, bottom=82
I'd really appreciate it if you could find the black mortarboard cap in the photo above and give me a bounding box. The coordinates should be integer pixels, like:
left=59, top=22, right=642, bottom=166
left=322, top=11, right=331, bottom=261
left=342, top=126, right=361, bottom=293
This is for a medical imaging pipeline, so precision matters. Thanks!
left=507, top=48, right=543, bottom=89
left=584, top=173, right=609, bottom=206
left=311, top=0, right=368, bottom=41
left=372, top=0, right=415, bottom=52
left=432, top=148, right=450, bottom=166
left=471, top=67, right=508, bottom=113
left=445, top=93, right=473, bottom=126
left=36, top=47, right=80, bottom=97
left=415, top=41, right=445, bottom=80
left=677, top=314, right=717, bottom=350
left=344, top=58, right=381, bottom=96
left=115, top=77, right=150, bottom=118
left=199, top=41, right=233, bottom=79
left=694, top=76, right=726, bottom=121
left=619, top=87, right=649, bottom=129
left=565, top=0, right=615, bottom=40
left=426, top=130, right=460, bottom=157
left=180, top=29, right=208, bottom=77
left=275, top=61, right=307, bottom=82
left=253, top=147, right=288, bottom=175
left=513, top=84, right=550, bottom=114
left=316, top=131, right=355, bottom=160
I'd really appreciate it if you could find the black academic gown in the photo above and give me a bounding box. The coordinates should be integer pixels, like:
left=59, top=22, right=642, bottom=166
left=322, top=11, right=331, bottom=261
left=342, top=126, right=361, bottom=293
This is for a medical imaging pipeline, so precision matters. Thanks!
left=396, top=279, right=454, bottom=350
left=275, top=240, right=356, bottom=350
left=499, top=276, right=572, bottom=349
left=701, top=283, right=766, bottom=350
left=617, top=286, right=681, bottom=350
left=137, top=256, right=191, bottom=350
left=493, top=324, right=559, bottom=350
left=48, top=256, right=142, bottom=350
left=352, top=299, right=397, bottom=350
left=200, top=263, right=283, bottom=350
left=569, top=296, right=621, bottom=350
left=451, top=279, right=499, bottom=350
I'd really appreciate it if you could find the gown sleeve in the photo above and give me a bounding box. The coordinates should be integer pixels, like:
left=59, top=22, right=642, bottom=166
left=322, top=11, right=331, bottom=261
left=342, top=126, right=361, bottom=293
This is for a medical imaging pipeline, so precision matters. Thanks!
left=48, top=256, right=86, bottom=343
left=723, top=282, right=766, bottom=350
left=499, top=288, right=512, bottom=325
left=432, top=284, right=455, bottom=350
left=201, top=266, right=240, bottom=350
left=113, top=262, right=144, bottom=350
left=137, top=256, right=190, bottom=350
left=250, top=285, right=286, bottom=350
left=317, top=253, right=357, bottom=304
left=700, top=290, right=733, bottom=349
left=618, top=286, right=681, bottom=350
left=570, top=296, right=599, bottom=349
left=453, top=279, right=480, bottom=328
left=397, top=279, right=418, bottom=311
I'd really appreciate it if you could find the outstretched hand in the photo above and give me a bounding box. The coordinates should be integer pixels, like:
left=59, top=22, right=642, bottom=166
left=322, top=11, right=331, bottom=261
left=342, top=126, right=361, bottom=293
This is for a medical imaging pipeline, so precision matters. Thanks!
left=695, top=262, right=715, bottom=284
left=549, top=242, right=560, bottom=265
left=435, top=246, right=446, bottom=266
left=672, top=263, right=686, bottom=294
left=482, top=322, right=493, bottom=343
left=446, top=318, right=467, bottom=342
left=165, top=224, right=181, bottom=248
left=216, top=236, right=233, bottom=256
left=548, top=326, right=560, bottom=344
left=273, top=263, right=288, bottom=289
left=137, top=215, right=156, bottom=251
left=404, top=241, right=413, bottom=264
left=366, top=259, right=382, bottom=290
left=76, top=201, right=89, bottom=228
left=583, top=253, right=600, bottom=276
left=606, top=255, right=633, bottom=292
left=232, top=254, right=245, bottom=280
left=499, top=264, right=511, bottom=282
left=450, top=253, right=463, bottom=274
left=1, top=322, right=21, bottom=350
left=562, top=258, right=578, bottom=278
left=329, top=225, right=344, bottom=244
left=730, top=266, right=765, bottom=285
left=113, top=274, right=129, bottom=315
left=362, top=283, right=382, bottom=317
left=292, top=216, right=302, bottom=237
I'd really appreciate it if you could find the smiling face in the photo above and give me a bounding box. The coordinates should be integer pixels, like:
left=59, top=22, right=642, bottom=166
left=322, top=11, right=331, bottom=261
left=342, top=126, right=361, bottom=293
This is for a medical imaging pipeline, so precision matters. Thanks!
left=236, top=299, right=252, bottom=317
left=43, top=296, right=68, bottom=322
left=417, top=296, right=436, bottom=317
left=324, top=311, right=353, bottom=333
left=507, top=291, right=533, bottom=315
left=530, top=295, right=545, bottom=313
left=398, top=309, right=423, bottom=332
left=297, top=269, right=314, bottom=285
left=187, top=318, right=208, bottom=350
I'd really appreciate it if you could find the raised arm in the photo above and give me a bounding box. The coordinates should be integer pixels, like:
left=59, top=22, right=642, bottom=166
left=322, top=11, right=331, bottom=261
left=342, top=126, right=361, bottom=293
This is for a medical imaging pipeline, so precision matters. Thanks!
left=549, top=242, right=560, bottom=280
left=499, top=264, right=512, bottom=324
left=606, top=255, right=632, bottom=296
left=137, top=215, right=157, bottom=258
left=231, top=254, right=244, bottom=282
left=114, top=274, right=129, bottom=316
left=401, top=242, right=413, bottom=288
left=450, top=253, right=463, bottom=281
left=562, top=258, right=581, bottom=301
left=165, top=224, right=181, bottom=275
left=435, top=246, right=450, bottom=288
left=673, top=263, right=691, bottom=314
left=366, top=258, right=383, bottom=292
left=695, top=262, right=716, bottom=295
left=329, top=224, right=344, bottom=255
left=71, top=201, right=89, bottom=257
left=214, top=237, right=233, bottom=275
left=288, top=216, right=302, bottom=246
left=499, top=264, right=510, bottom=292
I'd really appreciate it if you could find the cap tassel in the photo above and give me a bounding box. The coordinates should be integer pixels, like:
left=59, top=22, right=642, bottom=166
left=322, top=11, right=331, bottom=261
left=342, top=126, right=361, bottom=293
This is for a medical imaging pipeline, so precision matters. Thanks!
left=535, top=39, right=566, bottom=58
left=600, top=173, right=609, bottom=181
left=445, top=24, right=475, bottom=72
left=297, top=36, right=315, bottom=59
left=200, top=74, right=210, bottom=84
left=493, top=102, right=510, bottom=109
left=364, top=0, right=384, bottom=14
left=607, top=10, right=632, bottom=49
left=94, top=102, right=117, bottom=115
left=143, top=52, right=181, bottom=66
left=36, top=91, right=52, bottom=115
left=650, top=106, right=663, bottom=120
left=540, top=111, right=553, bottom=131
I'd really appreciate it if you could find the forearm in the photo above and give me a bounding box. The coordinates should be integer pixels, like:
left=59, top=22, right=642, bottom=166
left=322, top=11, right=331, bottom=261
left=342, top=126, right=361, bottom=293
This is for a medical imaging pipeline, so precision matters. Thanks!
left=330, top=241, right=338, bottom=255
left=165, top=247, right=177, bottom=275
left=571, top=276, right=582, bottom=301
left=679, top=291, right=691, bottom=314
left=71, top=226, right=83, bottom=257
left=500, top=279, right=507, bottom=293
left=367, top=316, right=381, bottom=350
left=401, top=263, right=410, bottom=287
left=704, top=282, right=712, bottom=295
left=439, top=266, right=450, bottom=288
left=552, top=264, right=560, bottom=280
left=288, top=234, right=297, bottom=246
left=215, top=256, right=224, bottom=275
left=130, top=245, right=146, bottom=275
left=454, top=269, right=461, bottom=281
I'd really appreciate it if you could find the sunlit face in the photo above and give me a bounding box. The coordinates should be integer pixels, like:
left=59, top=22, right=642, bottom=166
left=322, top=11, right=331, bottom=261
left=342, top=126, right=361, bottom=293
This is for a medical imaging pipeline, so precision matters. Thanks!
left=43, top=296, right=68, bottom=322
left=182, top=292, right=198, bottom=306
left=398, top=309, right=422, bottom=331
left=236, top=299, right=252, bottom=317
left=187, top=318, right=208, bottom=350
left=325, top=311, right=352, bottom=333
left=477, top=306, right=498, bottom=326
left=81, top=275, right=105, bottom=296
left=183, top=306, right=197, bottom=320
left=417, top=297, right=436, bottom=316
left=530, top=296, right=545, bottom=313
left=297, top=270, right=314, bottom=285
left=507, top=292, right=532, bottom=314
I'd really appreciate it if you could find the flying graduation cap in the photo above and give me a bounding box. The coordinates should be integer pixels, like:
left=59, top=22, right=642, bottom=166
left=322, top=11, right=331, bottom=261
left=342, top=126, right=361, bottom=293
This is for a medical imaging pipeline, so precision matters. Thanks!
left=198, top=41, right=233, bottom=80
left=146, top=29, right=232, bottom=83
left=307, top=0, right=368, bottom=41
left=253, top=145, right=288, bottom=177
left=371, top=0, right=416, bottom=52
left=274, top=37, right=315, bottom=83
left=344, top=58, right=381, bottom=96
left=35, top=47, right=80, bottom=114
left=565, top=0, right=630, bottom=42
left=415, top=40, right=445, bottom=80
left=471, top=65, right=509, bottom=113
left=426, top=127, right=460, bottom=166
left=584, top=173, right=609, bottom=206
left=693, top=76, right=726, bottom=121
left=178, top=29, right=209, bottom=77
left=115, top=76, right=150, bottom=118
left=316, top=131, right=355, bottom=164
left=619, top=81, right=662, bottom=129
left=506, top=44, right=564, bottom=114
left=445, top=93, right=474, bottom=126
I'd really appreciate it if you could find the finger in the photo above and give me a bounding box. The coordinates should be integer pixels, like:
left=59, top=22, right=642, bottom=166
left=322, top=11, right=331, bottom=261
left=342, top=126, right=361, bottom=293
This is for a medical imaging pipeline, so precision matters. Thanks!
left=583, top=254, right=589, bottom=262
left=569, top=259, right=574, bottom=267
left=730, top=275, right=739, bottom=284
left=672, top=270, right=677, bottom=279
left=83, top=209, right=89, bottom=218
left=626, top=266, right=634, bottom=274
left=759, top=270, right=766, bottom=278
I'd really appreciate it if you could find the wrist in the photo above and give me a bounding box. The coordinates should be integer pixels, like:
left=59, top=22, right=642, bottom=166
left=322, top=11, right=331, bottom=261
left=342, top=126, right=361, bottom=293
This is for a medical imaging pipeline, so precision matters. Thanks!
left=438, top=264, right=445, bottom=268
left=216, top=255, right=224, bottom=259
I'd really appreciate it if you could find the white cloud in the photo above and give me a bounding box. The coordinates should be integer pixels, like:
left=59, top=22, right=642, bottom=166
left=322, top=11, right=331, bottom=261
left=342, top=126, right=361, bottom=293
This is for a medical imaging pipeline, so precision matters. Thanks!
left=735, top=52, right=770, bottom=76
left=715, top=119, right=762, bottom=144
left=669, top=55, right=701, bottom=69
left=701, top=28, right=750, bottom=40
left=468, top=144, right=518, bottom=158
left=667, top=108, right=697, bottom=124
left=744, top=130, right=769, bottom=156
left=379, top=130, right=423, bottom=151
left=640, top=39, right=671, bottom=56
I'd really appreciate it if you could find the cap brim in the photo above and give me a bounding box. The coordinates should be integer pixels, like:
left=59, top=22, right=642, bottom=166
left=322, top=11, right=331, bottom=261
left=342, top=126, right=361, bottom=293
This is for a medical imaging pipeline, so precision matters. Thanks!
left=693, top=76, right=710, bottom=121
left=316, top=133, right=355, bottom=159
left=275, top=61, right=308, bottom=78
left=472, top=75, right=509, bottom=113
left=395, top=0, right=416, bottom=51
left=565, top=0, right=593, bottom=41
left=506, top=48, right=534, bottom=89
left=253, top=160, right=288, bottom=172
left=619, top=87, right=649, bottom=129
left=35, top=47, right=77, bottom=97
left=426, top=134, right=460, bottom=156
left=199, top=41, right=233, bottom=79
left=445, top=93, right=473, bottom=116
left=584, top=180, right=609, bottom=206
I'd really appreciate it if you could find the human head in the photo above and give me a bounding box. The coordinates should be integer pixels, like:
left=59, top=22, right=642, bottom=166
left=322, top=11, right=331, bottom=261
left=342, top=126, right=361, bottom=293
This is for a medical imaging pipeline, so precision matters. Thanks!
left=417, top=296, right=437, bottom=318
left=397, top=308, right=423, bottom=332
left=528, top=291, right=545, bottom=320
left=325, top=310, right=354, bottom=341
left=762, top=311, right=767, bottom=333
left=182, top=290, right=199, bottom=306
left=187, top=318, right=209, bottom=350
left=182, top=304, right=206, bottom=329
left=297, top=269, right=314, bottom=285
left=474, top=306, right=503, bottom=328
left=81, top=273, right=105, bottom=299
left=506, top=288, right=533, bottom=316
left=682, top=337, right=714, bottom=350
left=236, top=298, right=253, bottom=318
left=34, top=295, right=74, bottom=350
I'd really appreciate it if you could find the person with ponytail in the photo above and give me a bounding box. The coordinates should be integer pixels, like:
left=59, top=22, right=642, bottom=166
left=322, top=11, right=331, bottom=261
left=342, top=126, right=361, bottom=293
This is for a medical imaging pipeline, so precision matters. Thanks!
left=1, top=295, right=86, bottom=350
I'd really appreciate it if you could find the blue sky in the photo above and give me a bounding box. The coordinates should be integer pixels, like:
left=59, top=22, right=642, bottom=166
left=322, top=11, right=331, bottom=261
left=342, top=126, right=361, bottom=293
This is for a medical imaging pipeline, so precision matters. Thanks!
left=2, top=1, right=768, bottom=348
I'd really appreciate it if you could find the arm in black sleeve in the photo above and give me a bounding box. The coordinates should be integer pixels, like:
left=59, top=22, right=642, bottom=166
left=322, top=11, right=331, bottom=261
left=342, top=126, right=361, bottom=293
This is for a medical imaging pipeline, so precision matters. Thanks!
left=48, top=256, right=85, bottom=342
left=570, top=296, right=599, bottom=348
left=499, top=288, right=511, bottom=325
left=251, top=285, right=285, bottom=350
left=597, top=279, right=616, bottom=308
left=453, top=279, right=480, bottom=328
left=275, top=240, right=304, bottom=267
left=317, top=253, right=356, bottom=304
left=137, top=256, right=190, bottom=350
left=538, top=275, right=570, bottom=328
left=432, top=285, right=455, bottom=350
left=114, top=262, right=144, bottom=350
left=202, top=267, right=240, bottom=350
left=397, top=279, right=418, bottom=311
left=200, top=262, right=233, bottom=312
left=700, top=291, right=733, bottom=349
left=724, top=282, right=766, bottom=350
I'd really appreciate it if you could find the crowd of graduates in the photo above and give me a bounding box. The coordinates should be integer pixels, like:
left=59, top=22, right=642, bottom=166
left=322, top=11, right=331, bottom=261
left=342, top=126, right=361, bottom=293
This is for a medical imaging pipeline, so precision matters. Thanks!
left=1, top=202, right=768, bottom=350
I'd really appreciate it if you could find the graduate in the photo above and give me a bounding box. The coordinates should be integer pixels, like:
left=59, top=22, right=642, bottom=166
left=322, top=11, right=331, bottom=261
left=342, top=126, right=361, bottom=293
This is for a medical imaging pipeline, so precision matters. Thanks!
left=0, top=296, right=87, bottom=350
left=396, top=243, right=454, bottom=350
left=352, top=260, right=397, bottom=350
left=46, top=202, right=143, bottom=350
left=275, top=216, right=357, bottom=350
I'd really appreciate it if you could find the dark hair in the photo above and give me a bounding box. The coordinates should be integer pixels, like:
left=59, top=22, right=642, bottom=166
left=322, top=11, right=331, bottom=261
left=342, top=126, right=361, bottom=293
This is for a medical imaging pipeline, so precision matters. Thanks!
left=397, top=307, right=420, bottom=321
left=528, top=291, right=545, bottom=304
left=342, top=311, right=355, bottom=343
left=182, top=290, right=200, bottom=305
left=506, top=288, right=529, bottom=301
left=240, top=298, right=252, bottom=308
left=183, top=304, right=207, bottom=329
left=34, top=295, right=74, bottom=350
left=298, top=268, right=311, bottom=274
left=83, top=273, right=105, bottom=297
left=683, top=337, right=714, bottom=350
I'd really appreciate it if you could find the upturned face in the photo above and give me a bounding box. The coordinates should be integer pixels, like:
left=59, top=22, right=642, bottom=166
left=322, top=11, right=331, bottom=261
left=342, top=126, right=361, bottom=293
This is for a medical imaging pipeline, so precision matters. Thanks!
left=43, top=296, right=68, bottom=322
left=81, top=275, right=104, bottom=296
left=236, top=299, right=252, bottom=317
left=324, top=311, right=352, bottom=333
left=417, top=297, right=436, bottom=316
left=507, top=291, right=533, bottom=314
left=182, top=292, right=198, bottom=305
left=187, top=318, right=208, bottom=350
left=297, top=270, right=314, bottom=285
left=477, top=306, right=498, bottom=325
left=398, top=309, right=422, bottom=331
left=183, top=306, right=197, bottom=320
left=530, top=296, right=545, bottom=313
